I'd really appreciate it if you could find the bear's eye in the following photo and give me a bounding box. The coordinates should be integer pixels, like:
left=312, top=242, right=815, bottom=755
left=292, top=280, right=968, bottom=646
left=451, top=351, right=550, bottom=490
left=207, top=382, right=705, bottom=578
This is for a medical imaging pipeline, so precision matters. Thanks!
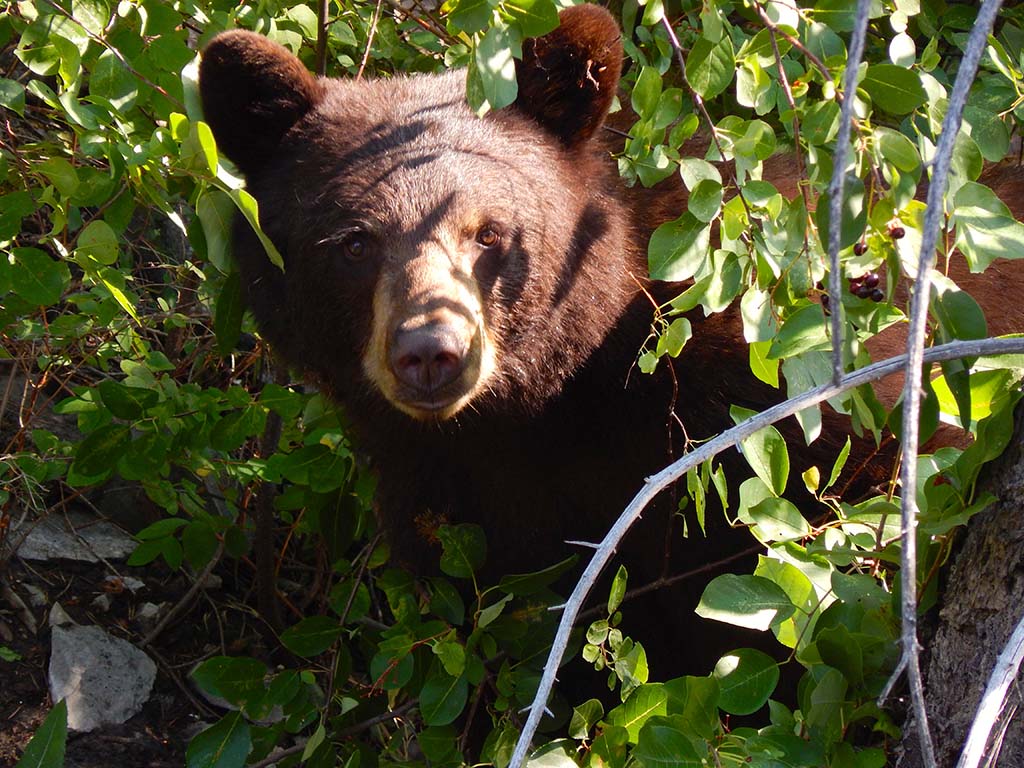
left=476, top=226, right=501, bottom=249
left=342, top=232, right=369, bottom=261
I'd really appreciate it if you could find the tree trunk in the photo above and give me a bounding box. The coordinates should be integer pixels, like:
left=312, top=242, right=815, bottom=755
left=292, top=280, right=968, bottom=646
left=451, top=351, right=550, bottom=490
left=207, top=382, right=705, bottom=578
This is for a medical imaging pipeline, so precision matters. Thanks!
left=899, top=403, right=1024, bottom=767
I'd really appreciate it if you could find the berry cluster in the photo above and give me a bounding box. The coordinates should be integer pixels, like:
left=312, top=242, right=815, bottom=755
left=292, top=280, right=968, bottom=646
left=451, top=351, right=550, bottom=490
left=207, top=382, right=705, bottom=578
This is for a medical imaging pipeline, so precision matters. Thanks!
left=850, top=272, right=884, bottom=302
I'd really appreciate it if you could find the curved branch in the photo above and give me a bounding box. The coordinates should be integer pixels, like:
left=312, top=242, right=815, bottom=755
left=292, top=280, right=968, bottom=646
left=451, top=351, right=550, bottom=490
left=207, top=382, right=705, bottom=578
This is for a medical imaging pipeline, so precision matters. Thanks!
left=508, top=335, right=1024, bottom=768
left=882, top=3, right=1004, bottom=765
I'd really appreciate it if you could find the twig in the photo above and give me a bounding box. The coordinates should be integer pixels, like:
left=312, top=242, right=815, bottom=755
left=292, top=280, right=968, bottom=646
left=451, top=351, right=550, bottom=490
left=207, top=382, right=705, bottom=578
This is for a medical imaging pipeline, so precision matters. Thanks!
left=956, top=610, right=1024, bottom=768
left=315, top=0, right=330, bottom=76
left=879, top=4, right=1004, bottom=766
left=142, top=539, right=224, bottom=647
left=826, top=0, right=871, bottom=387
left=660, top=17, right=752, bottom=219
left=507, top=335, right=1024, bottom=768
left=356, top=0, right=385, bottom=81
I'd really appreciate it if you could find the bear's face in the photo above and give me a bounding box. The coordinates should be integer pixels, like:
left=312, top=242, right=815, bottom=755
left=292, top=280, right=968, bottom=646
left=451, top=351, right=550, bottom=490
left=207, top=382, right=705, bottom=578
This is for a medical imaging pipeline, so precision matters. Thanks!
left=199, top=7, right=632, bottom=421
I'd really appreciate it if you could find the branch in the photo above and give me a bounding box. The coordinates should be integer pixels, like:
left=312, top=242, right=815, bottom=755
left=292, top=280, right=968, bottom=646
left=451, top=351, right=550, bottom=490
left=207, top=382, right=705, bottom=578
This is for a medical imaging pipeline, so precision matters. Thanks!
left=508, top=335, right=1024, bottom=768
left=826, top=0, right=871, bottom=387
left=956, top=611, right=1024, bottom=768
left=880, top=4, right=1004, bottom=766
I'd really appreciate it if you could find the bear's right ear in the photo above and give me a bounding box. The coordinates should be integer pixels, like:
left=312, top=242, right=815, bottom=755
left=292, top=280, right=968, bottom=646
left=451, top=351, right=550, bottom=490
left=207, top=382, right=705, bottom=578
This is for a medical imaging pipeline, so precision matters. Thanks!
left=513, top=5, right=623, bottom=148
left=199, top=31, right=324, bottom=176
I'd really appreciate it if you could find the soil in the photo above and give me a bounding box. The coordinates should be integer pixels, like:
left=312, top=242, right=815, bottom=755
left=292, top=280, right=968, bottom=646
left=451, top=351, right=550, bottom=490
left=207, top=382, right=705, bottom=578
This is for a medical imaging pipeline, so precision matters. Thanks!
left=0, top=548, right=269, bottom=767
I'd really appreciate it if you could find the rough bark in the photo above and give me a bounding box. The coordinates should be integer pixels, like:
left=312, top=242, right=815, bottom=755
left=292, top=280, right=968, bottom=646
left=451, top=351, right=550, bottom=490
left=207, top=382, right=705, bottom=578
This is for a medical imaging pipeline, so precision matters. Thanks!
left=899, top=403, right=1024, bottom=767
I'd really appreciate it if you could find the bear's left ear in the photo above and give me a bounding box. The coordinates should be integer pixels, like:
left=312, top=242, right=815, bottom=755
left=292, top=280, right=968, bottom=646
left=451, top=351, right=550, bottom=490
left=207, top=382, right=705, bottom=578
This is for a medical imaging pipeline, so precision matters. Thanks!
left=513, top=5, right=623, bottom=148
left=199, top=31, right=325, bottom=176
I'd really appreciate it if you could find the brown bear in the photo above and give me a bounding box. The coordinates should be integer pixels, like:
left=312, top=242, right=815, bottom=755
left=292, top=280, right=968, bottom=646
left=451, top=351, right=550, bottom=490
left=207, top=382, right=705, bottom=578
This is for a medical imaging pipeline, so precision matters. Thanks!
left=197, top=5, right=1023, bottom=680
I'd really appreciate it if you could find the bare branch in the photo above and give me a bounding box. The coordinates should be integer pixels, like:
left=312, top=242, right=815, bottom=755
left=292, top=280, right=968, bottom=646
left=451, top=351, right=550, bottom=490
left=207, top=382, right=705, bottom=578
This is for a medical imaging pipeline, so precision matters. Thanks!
left=957, top=610, right=1024, bottom=768
left=509, top=336, right=1024, bottom=768
left=882, top=4, right=1004, bottom=765
left=827, top=0, right=871, bottom=387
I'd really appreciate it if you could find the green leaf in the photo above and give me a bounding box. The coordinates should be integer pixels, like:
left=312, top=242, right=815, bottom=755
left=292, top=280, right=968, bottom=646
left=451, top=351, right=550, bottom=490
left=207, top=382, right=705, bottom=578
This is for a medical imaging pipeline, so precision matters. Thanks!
left=10, top=248, right=69, bottom=306
left=687, top=179, right=723, bottom=223
left=696, top=574, right=795, bottom=631
left=228, top=188, right=283, bottom=270
left=815, top=174, right=866, bottom=251
left=183, top=121, right=219, bottom=176
left=437, top=524, right=487, bottom=578
left=197, top=189, right=236, bottom=274
left=71, top=424, right=131, bottom=478
left=14, top=699, right=66, bottom=768
left=76, top=219, right=119, bottom=265
left=745, top=497, right=810, bottom=541
left=632, top=66, right=662, bottom=117
left=634, top=717, right=703, bottom=766
left=497, top=555, right=578, bottom=596
left=433, top=640, right=466, bottom=677
left=569, top=699, right=604, bottom=739
left=96, top=380, right=159, bottom=419
left=875, top=126, right=920, bottom=172
left=663, top=675, right=720, bottom=739
left=280, top=616, right=342, bottom=657
left=827, top=437, right=852, bottom=489
left=861, top=63, right=926, bottom=115
left=448, top=0, right=497, bottom=35
left=38, top=157, right=79, bottom=197
left=749, top=340, right=779, bottom=387
left=713, top=648, right=780, bottom=715
left=185, top=712, right=252, bottom=768
left=0, top=78, right=26, bottom=117
left=952, top=181, right=1024, bottom=272
left=768, top=303, right=830, bottom=359
left=214, top=271, right=244, bottom=355
left=686, top=35, right=735, bottom=100
left=420, top=666, right=469, bottom=726
left=605, top=683, right=668, bottom=742
left=474, top=23, right=522, bottom=113
left=648, top=212, right=711, bottom=281
left=608, top=565, right=628, bottom=615
left=502, top=0, right=560, bottom=38
left=91, top=49, right=139, bottom=112
left=191, top=657, right=266, bottom=705
left=730, top=405, right=790, bottom=495
left=182, top=520, right=219, bottom=570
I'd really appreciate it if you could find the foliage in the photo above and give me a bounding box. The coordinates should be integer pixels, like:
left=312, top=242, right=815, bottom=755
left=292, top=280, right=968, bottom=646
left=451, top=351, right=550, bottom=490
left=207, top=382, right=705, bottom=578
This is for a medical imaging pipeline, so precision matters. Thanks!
left=2, top=0, right=1024, bottom=766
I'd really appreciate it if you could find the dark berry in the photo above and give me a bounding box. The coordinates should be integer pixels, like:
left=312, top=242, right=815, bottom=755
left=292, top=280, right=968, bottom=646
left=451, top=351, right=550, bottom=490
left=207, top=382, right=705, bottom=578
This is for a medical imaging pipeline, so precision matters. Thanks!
left=889, top=224, right=906, bottom=239
left=821, top=293, right=830, bottom=306
left=871, top=288, right=884, bottom=302
left=863, top=272, right=880, bottom=289
left=853, top=242, right=868, bottom=256
left=856, top=284, right=873, bottom=299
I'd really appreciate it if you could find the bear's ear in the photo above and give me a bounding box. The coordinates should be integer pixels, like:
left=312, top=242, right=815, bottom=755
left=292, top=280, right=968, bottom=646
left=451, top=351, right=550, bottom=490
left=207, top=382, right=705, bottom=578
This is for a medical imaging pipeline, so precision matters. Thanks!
left=513, top=5, right=623, bottom=148
left=199, top=31, right=324, bottom=175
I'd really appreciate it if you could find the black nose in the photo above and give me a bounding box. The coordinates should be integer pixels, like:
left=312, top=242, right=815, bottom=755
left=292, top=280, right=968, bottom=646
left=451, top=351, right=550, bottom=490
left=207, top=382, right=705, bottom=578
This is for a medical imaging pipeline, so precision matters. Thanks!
left=390, top=324, right=466, bottom=394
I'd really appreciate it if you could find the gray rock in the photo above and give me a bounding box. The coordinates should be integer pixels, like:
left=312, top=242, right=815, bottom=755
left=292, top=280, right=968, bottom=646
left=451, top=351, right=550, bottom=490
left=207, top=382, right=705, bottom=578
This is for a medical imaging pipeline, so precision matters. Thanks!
left=49, top=624, right=156, bottom=732
left=11, top=511, right=136, bottom=563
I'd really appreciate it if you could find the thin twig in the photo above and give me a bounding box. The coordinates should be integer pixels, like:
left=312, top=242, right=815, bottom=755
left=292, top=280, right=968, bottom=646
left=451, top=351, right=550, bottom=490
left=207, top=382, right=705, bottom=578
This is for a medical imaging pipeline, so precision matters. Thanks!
left=315, top=0, right=330, bottom=76
left=880, top=4, right=1004, bottom=766
left=956, top=610, right=1024, bottom=768
left=142, top=540, right=224, bottom=647
left=356, top=0, right=385, bottom=81
left=826, top=0, right=871, bottom=387
left=660, top=17, right=752, bottom=219
left=507, top=335, right=1024, bottom=768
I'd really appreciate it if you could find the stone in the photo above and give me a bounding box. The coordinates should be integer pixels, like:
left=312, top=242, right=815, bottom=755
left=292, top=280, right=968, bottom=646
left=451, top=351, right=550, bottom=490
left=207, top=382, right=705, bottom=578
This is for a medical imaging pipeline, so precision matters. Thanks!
left=49, top=623, right=156, bottom=732
left=11, top=511, right=136, bottom=563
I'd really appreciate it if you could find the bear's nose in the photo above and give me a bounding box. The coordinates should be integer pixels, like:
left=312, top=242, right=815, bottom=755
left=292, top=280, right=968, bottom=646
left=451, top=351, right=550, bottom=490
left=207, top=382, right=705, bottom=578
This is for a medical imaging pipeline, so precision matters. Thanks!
left=389, top=324, right=466, bottom=395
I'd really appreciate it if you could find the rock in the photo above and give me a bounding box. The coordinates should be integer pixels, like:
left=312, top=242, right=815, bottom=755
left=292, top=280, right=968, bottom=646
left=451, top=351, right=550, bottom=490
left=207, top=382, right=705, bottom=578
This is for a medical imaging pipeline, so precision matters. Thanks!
left=49, top=603, right=74, bottom=627
left=22, top=583, right=48, bottom=607
left=49, top=624, right=156, bottom=732
left=91, top=594, right=111, bottom=612
left=103, top=574, right=145, bottom=593
left=10, top=511, right=136, bottom=563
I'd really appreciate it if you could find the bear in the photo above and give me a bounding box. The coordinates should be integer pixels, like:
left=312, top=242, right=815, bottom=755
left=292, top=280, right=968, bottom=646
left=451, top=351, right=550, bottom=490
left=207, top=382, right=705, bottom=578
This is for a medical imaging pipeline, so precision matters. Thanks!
left=197, top=4, right=1024, bottom=685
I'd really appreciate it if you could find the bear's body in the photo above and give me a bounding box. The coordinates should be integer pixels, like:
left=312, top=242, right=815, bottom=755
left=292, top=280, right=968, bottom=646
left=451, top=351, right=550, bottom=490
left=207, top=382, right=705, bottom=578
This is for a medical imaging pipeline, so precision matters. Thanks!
left=198, top=6, right=1024, bottom=676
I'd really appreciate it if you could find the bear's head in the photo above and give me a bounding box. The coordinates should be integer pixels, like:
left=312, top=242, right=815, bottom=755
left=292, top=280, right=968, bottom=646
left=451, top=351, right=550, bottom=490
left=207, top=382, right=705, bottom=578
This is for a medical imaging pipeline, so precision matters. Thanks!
left=199, top=6, right=636, bottom=423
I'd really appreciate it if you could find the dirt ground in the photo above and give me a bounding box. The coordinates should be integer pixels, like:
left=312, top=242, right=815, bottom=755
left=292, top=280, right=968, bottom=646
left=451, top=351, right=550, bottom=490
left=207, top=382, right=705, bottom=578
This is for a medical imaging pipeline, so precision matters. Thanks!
left=0, top=553, right=268, bottom=768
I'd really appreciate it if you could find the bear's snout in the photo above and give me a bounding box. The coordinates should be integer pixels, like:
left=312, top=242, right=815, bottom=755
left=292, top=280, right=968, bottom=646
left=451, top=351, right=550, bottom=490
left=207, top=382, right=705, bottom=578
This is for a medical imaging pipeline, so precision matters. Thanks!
left=389, top=322, right=467, bottom=395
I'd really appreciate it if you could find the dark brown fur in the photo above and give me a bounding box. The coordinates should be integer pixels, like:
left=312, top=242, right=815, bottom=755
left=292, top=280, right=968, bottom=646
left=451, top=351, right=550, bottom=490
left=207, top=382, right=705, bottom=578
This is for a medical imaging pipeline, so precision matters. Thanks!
left=198, top=7, right=1024, bottom=678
